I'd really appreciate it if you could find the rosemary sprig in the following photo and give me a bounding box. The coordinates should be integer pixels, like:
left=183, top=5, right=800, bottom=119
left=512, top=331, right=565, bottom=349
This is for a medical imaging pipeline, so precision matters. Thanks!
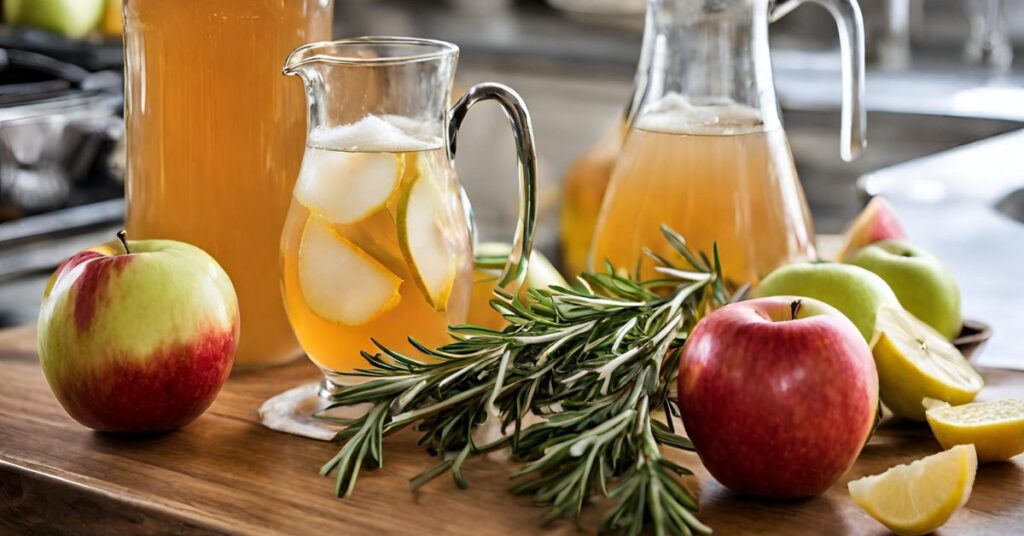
left=319, top=226, right=729, bottom=535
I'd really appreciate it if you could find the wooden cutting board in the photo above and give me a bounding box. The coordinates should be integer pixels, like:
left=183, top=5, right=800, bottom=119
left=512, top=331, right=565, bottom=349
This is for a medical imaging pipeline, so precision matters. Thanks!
left=1, top=325, right=1022, bottom=534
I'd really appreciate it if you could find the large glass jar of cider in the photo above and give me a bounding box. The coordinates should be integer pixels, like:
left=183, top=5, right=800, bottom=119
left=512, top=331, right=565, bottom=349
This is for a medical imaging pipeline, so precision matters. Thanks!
left=123, top=0, right=334, bottom=367
left=590, top=0, right=865, bottom=285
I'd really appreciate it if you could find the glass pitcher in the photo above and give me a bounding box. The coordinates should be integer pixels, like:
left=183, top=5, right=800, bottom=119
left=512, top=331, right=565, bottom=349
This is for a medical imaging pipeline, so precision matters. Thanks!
left=123, top=0, right=334, bottom=368
left=280, top=38, right=537, bottom=394
left=589, top=0, right=866, bottom=285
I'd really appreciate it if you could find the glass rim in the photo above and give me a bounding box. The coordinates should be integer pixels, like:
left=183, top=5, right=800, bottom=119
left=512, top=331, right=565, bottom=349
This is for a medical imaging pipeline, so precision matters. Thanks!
left=284, top=36, right=459, bottom=73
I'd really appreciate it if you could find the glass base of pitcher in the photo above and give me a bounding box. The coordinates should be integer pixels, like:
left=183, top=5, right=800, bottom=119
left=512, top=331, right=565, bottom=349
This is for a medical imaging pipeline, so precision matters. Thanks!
left=317, top=374, right=374, bottom=420
left=318, top=376, right=347, bottom=398
left=257, top=376, right=372, bottom=440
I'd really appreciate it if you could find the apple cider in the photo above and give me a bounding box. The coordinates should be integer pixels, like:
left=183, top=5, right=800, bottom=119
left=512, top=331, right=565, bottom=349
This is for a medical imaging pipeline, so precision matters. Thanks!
left=123, top=0, right=333, bottom=367
left=590, top=97, right=816, bottom=285
left=280, top=116, right=473, bottom=375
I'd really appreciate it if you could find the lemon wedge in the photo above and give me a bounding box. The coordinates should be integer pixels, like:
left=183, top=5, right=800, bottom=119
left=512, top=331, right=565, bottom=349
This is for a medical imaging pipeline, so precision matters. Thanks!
left=298, top=216, right=402, bottom=325
left=925, top=398, right=1024, bottom=462
left=396, top=153, right=457, bottom=311
left=848, top=444, right=977, bottom=536
left=872, top=305, right=983, bottom=420
left=295, top=148, right=402, bottom=225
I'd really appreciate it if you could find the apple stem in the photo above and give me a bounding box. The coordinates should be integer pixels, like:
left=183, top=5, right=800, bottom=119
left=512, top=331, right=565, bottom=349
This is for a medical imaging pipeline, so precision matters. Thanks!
left=116, top=230, right=130, bottom=254
left=790, top=299, right=802, bottom=320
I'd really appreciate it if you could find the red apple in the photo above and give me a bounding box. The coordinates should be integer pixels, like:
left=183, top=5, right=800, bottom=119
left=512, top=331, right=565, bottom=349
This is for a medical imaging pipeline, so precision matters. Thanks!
left=678, top=296, right=878, bottom=498
left=837, top=196, right=907, bottom=261
left=37, top=232, right=239, bottom=433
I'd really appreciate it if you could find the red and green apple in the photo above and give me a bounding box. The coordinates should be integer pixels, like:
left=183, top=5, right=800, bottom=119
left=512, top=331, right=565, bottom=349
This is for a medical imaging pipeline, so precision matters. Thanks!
left=37, top=232, right=239, bottom=433
left=837, top=196, right=908, bottom=261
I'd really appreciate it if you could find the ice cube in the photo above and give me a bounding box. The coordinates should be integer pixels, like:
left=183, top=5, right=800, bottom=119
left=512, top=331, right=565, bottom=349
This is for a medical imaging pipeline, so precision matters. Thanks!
left=636, top=92, right=764, bottom=135
left=309, top=114, right=442, bottom=152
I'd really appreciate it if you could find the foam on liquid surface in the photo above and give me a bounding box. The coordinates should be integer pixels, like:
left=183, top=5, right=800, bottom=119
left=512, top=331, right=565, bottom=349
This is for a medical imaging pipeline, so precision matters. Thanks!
left=635, top=93, right=766, bottom=136
left=310, top=114, right=442, bottom=152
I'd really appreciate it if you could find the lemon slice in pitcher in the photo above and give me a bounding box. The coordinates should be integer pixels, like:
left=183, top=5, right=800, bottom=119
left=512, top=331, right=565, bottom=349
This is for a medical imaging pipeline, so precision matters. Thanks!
left=848, top=444, right=977, bottom=536
left=295, top=148, right=402, bottom=225
left=396, top=155, right=457, bottom=311
left=925, top=398, right=1024, bottom=462
left=298, top=216, right=402, bottom=325
left=872, top=305, right=983, bottom=421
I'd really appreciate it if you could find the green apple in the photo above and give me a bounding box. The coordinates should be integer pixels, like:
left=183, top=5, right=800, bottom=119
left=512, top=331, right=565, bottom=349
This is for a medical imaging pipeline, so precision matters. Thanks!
left=4, top=0, right=104, bottom=38
left=468, top=242, right=568, bottom=330
left=756, top=262, right=900, bottom=342
left=37, top=232, right=239, bottom=433
left=845, top=240, right=961, bottom=340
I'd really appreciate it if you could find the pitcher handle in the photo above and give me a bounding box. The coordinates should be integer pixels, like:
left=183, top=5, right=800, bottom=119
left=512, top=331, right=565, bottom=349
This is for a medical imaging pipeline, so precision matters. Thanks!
left=771, top=0, right=867, bottom=161
left=449, top=83, right=538, bottom=289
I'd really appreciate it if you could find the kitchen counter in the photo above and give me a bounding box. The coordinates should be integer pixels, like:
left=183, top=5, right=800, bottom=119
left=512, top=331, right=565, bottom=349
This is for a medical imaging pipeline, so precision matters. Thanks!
left=2, top=325, right=1022, bottom=534
left=861, top=129, right=1024, bottom=371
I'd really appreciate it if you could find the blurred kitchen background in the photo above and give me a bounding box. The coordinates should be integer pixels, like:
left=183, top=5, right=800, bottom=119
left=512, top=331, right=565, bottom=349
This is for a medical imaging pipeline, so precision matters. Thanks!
left=1, top=0, right=1023, bottom=363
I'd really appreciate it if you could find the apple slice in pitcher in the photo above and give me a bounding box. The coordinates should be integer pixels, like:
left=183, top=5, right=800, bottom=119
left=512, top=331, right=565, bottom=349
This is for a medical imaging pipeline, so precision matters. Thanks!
left=295, top=148, right=402, bottom=225
left=336, top=208, right=408, bottom=277
left=298, top=216, right=402, bottom=325
left=397, top=157, right=457, bottom=311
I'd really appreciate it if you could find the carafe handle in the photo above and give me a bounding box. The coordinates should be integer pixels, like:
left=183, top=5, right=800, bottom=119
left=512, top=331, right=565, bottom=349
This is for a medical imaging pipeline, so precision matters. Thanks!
left=449, top=83, right=538, bottom=289
left=771, top=0, right=867, bottom=161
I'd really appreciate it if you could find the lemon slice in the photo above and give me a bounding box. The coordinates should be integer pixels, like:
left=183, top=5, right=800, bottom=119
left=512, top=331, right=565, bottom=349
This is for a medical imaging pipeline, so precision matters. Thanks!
left=872, top=305, right=983, bottom=421
left=298, top=216, right=402, bottom=325
left=848, top=444, right=976, bottom=536
left=295, top=148, right=401, bottom=225
left=396, top=153, right=457, bottom=311
left=925, top=399, right=1024, bottom=462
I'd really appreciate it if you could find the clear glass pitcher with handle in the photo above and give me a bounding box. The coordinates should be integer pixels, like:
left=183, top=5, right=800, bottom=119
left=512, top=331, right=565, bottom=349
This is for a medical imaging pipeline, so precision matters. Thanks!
left=589, top=0, right=865, bottom=285
left=280, top=37, right=537, bottom=395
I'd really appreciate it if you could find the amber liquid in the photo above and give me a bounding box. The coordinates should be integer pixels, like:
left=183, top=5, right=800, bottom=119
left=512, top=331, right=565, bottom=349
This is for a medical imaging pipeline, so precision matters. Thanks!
left=123, top=0, right=333, bottom=367
left=590, top=125, right=816, bottom=285
left=281, top=146, right=472, bottom=375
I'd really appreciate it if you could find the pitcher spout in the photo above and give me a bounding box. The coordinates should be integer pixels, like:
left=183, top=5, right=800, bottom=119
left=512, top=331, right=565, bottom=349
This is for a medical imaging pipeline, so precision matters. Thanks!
left=283, top=37, right=459, bottom=75
left=281, top=37, right=460, bottom=147
left=282, top=40, right=331, bottom=77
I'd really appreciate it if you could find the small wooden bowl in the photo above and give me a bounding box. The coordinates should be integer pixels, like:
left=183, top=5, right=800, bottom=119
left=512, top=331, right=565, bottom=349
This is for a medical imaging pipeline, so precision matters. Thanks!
left=954, top=319, right=993, bottom=362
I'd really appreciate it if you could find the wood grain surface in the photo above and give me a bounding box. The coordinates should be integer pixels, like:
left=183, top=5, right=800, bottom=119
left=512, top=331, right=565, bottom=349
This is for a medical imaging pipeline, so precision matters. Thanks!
left=1, top=325, right=1022, bottom=534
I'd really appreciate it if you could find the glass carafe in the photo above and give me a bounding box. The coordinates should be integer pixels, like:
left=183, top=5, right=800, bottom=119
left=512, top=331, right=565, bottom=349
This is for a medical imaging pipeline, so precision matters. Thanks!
left=123, top=0, right=334, bottom=368
left=280, top=38, right=537, bottom=394
left=589, top=0, right=865, bottom=285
